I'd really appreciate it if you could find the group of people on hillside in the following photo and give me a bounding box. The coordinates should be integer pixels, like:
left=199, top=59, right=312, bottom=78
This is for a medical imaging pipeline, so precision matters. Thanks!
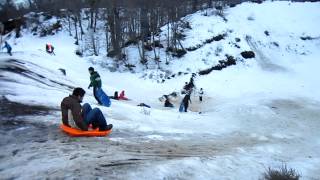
left=164, top=74, right=204, bottom=112
left=60, top=67, right=204, bottom=132
left=60, top=66, right=133, bottom=132
left=2, top=41, right=203, bottom=133
left=1, top=41, right=55, bottom=56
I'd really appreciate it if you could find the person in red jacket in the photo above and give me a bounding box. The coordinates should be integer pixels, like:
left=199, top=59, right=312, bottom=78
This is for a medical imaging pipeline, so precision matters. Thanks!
left=46, top=43, right=55, bottom=55
left=118, top=90, right=128, bottom=100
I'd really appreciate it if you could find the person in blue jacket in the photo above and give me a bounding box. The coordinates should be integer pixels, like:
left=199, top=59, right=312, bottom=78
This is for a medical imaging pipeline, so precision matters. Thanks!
left=2, top=41, right=12, bottom=56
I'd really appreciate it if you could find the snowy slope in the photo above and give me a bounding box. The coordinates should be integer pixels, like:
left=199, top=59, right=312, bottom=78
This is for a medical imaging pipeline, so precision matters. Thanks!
left=0, top=1, right=320, bottom=179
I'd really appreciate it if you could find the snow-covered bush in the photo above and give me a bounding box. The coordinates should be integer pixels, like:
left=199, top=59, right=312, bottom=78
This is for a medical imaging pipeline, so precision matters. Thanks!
left=262, top=165, right=300, bottom=180
left=247, top=14, right=255, bottom=21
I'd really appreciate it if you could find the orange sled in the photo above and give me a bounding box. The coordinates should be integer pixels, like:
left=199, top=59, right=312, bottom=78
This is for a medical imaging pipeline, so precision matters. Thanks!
left=60, top=124, right=112, bottom=137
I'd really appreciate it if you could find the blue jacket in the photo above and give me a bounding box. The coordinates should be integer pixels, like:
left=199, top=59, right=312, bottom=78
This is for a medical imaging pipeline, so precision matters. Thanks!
left=3, top=43, right=12, bottom=51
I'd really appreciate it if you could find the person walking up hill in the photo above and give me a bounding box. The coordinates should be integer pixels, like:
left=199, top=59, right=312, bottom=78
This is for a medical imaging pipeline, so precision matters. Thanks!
left=88, top=67, right=102, bottom=105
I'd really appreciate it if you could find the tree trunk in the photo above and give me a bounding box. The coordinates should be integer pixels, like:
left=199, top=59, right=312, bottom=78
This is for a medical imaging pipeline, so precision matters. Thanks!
left=93, top=9, right=98, bottom=32
left=78, top=11, right=84, bottom=40
left=90, top=8, right=94, bottom=29
left=107, top=5, right=121, bottom=60
left=67, top=13, right=72, bottom=36
left=105, top=22, right=109, bottom=54
left=73, top=16, right=79, bottom=45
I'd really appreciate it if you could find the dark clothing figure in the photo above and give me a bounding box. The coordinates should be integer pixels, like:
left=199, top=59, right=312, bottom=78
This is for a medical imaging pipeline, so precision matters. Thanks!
left=2, top=41, right=12, bottom=56
left=182, top=75, right=196, bottom=95
left=182, top=82, right=188, bottom=94
left=137, top=103, right=151, bottom=108
left=88, top=71, right=102, bottom=88
left=46, top=43, right=55, bottom=54
left=114, top=91, right=118, bottom=100
left=110, top=91, right=119, bottom=100
left=164, top=95, right=174, bottom=107
left=88, top=67, right=102, bottom=104
left=199, top=88, right=204, bottom=102
left=182, top=94, right=191, bottom=112
left=61, top=95, right=87, bottom=130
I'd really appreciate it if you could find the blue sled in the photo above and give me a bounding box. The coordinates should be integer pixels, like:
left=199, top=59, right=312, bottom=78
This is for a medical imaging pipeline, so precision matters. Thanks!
left=95, top=88, right=111, bottom=107
left=179, top=102, right=184, bottom=112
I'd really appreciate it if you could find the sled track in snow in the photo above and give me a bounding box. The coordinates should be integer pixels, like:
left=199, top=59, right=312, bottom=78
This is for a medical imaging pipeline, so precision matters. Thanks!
left=246, top=36, right=287, bottom=72
left=1, top=97, right=320, bottom=179
left=0, top=59, right=75, bottom=90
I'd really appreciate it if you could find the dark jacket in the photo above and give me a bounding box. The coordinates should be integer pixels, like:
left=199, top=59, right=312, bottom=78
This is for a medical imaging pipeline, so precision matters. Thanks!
left=61, top=95, right=88, bottom=131
left=3, top=42, right=11, bottom=51
left=183, top=94, right=191, bottom=104
left=89, top=71, right=102, bottom=88
left=164, top=99, right=174, bottom=107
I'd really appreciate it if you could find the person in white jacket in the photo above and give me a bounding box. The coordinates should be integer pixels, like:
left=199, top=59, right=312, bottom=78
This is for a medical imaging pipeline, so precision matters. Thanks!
left=199, top=88, right=204, bottom=102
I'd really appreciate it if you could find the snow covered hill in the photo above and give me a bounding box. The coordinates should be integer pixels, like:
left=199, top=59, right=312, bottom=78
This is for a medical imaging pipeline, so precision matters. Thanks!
left=0, top=1, right=320, bottom=179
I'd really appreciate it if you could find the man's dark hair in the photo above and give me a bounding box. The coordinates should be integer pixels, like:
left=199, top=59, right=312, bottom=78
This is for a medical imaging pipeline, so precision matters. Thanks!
left=88, top=67, right=94, bottom=71
left=72, top=87, right=86, bottom=97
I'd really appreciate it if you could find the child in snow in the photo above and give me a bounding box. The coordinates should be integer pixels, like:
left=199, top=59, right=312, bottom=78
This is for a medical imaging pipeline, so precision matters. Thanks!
left=88, top=67, right=103, bottom=105
left=2, top=41, right=12, bottom=56
left=164, top=95, right=174, bottom=108
left=199, top=88, right=204, bottom=102
left=110, top=91, right=119, bottom=100
left=46, top=43, right=55, bottom=55
left=118, top=90, right=128, bottom=100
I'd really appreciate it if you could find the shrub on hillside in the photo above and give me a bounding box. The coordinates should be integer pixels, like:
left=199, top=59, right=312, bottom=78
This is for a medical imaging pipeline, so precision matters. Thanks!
left=300, top=36, right=313, bottom=40
left=247, top=15, right=255, bottom=21
left=172, top=49, right=187, bottom=58
left=264, top=30, right=270, bottom=36
left=262, top=165, right=300, bottom=180
left=39, top=21, right=62, bottom=37
left=144, top=44, right=153, bottom=51
left=153, top=40, right=164, bottom=48
left=241, top=51, right=255, bottom=59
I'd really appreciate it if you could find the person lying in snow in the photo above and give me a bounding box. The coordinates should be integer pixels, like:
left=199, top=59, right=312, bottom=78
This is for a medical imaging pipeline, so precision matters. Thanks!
left=61, top=87, right=113, bottom=131
left=118, top=90, right=129, bottom=100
